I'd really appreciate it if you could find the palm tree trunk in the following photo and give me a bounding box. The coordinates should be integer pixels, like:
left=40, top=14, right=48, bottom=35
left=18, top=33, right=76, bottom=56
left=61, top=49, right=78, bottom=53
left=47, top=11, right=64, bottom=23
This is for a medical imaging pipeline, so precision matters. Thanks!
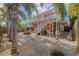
left=0, top=25, right=3, bottom=48
left=6, top=4, right=12, bottom=42
left=7, top=3, right=18, bottom=55
left=11, top=17, right=17, bottom=55
left=74, top=16, right=79, bottom=49
left=6, top=4, right=9, bottom=38
left=9, top=5, right=13, bottom=42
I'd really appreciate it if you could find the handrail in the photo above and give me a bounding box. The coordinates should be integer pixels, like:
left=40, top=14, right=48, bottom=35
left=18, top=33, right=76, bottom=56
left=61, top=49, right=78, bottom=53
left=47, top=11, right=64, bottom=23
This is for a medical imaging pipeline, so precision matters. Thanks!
left=35, top=12, right=56, bottom=30
left=34, top=16, right=50, bottom=31
left=32, top=9, right=58, bottom=34
left=34, top=15, right=56, bottom=34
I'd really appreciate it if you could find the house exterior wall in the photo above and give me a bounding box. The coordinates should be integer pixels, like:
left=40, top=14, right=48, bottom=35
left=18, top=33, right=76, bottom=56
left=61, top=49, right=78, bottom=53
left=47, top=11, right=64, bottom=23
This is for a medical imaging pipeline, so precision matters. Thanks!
left=32, top=23, right=37, bottom=31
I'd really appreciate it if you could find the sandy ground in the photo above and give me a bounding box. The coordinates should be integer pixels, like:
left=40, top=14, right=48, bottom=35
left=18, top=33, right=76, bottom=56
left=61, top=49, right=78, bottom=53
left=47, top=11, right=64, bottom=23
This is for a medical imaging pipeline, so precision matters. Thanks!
left=0, top=49, right=11, bottom=56
left=0, top=32, right=78, bottom=56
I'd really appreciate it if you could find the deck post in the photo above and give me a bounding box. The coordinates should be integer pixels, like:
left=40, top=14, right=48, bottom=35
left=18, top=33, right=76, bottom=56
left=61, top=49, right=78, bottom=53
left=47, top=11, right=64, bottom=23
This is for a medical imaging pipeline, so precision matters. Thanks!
left=30, top=25, right=32, bottom=34
left=49, top=23, right=51, bottom=37
left=58, top=22, right=60, bottom=38
left=55, top=21, right=57, bottom=39
left=52, top=22, right=54, bottom=37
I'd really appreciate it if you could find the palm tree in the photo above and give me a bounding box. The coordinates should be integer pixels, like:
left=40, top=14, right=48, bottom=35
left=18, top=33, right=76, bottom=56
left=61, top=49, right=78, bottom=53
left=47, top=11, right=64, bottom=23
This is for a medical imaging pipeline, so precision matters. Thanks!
left=0, top=5, right=5, bottom=48
left=19, top=3, right=39, bottom=34
left=53, top=3, right=66, bottom=21
left=6, top=3, right=38, bottom=55
left=6, top=4, right=22, bottom=41
left=11, top=4, right=18, bottom=55
left=5, top=4, right=11, bottom=39
left=69, top=3, right=79, bottom=49
left=6, top=3, right=18, bottom=55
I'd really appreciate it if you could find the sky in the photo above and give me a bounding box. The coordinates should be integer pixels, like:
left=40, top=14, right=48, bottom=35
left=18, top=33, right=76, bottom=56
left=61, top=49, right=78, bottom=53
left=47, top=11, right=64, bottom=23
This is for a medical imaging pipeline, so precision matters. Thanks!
left=32, top=3, right=53, bottom=16
left=0, top=3, right=3, bottom=8
left=64, top=3, right=70, bottom=25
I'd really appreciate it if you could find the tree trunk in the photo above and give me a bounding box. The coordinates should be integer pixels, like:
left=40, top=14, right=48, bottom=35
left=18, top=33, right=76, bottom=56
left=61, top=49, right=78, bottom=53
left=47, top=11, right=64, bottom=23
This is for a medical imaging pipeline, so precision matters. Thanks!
left=7, top=3, right=18, bottom=55
left=74, top=16, right=79, bottom=49
left=6, top=4, right=12, bottom=42
left=0, top=25, right=3, bottom=48
left=6, top=4, right=9, bottom=38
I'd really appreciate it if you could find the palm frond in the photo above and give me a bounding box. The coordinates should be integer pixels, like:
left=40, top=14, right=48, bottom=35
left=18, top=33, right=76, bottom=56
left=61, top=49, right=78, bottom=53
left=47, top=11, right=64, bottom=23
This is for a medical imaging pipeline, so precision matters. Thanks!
left=53, top=3, right=66, bottom=20
left=18, top=8, right=26, bottom=20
